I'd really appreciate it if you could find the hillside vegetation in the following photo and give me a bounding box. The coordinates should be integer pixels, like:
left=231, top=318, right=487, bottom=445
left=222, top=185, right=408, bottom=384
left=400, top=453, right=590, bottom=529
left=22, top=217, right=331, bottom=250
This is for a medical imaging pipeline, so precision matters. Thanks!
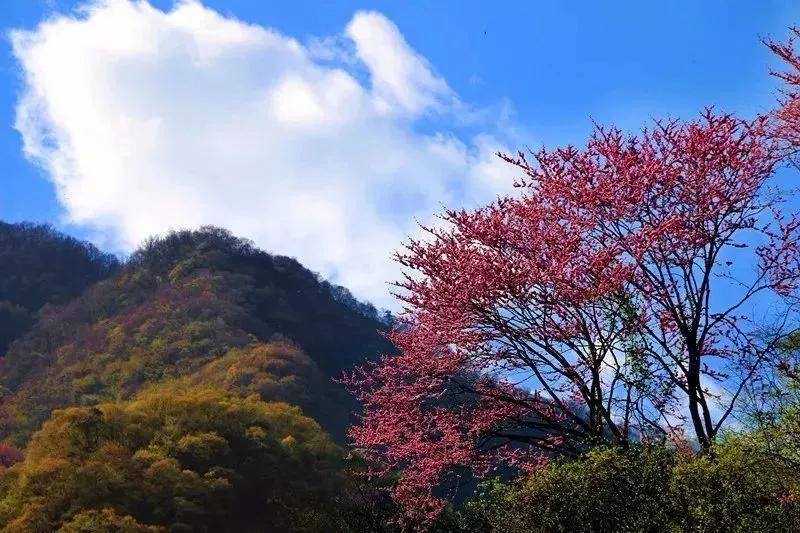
left=0, top=224, right=399, bottom=531
left=0, top=222, right=119, bottom=357
left=0, top=226, right=390, bottom=445
left=0, top=388, right=345, bottom=532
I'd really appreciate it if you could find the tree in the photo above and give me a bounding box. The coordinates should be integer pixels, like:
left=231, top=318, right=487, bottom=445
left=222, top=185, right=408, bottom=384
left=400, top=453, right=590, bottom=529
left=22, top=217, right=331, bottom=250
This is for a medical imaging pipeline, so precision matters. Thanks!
left=741, top=330, right=800, bottom=476
left=0, top=222, right=118, bottom=312
left=0, top=387, right=346, bottom=532
left=155, top=340, right=357, bottom=441
left=463, top=445, right=676, bottom=533
left=345, top=110, right=800, bottom=521
left=766, top=27, right=800, bottom=153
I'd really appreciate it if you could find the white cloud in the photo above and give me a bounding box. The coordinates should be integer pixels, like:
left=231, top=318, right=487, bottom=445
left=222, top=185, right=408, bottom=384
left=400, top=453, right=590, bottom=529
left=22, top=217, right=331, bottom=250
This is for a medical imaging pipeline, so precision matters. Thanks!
left=345, top=11, right=455, bottom=116
left=11, top=0, right=518, bottom=308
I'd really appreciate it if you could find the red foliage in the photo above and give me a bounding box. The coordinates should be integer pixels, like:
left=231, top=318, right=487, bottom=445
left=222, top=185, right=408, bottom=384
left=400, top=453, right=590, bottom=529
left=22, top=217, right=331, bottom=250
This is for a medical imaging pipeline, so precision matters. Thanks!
left=767, top=27, right=800, bottom=150
left=0, top=443, right=23, bottom=467
left=345, top=110, right=800, bottom=524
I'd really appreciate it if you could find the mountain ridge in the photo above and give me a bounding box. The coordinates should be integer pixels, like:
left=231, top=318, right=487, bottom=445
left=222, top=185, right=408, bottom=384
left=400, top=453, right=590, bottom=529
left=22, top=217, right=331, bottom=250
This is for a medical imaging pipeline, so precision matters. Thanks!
left=0, top=223, right=392, bottom=445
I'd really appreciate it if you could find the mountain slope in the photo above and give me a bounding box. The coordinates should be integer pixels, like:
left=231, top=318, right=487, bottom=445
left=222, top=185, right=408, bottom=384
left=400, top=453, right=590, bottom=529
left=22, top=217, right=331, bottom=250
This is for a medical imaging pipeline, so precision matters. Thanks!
left=0, top=222, right=119, bottom=356
left=0, top=226, right=391, bottom=444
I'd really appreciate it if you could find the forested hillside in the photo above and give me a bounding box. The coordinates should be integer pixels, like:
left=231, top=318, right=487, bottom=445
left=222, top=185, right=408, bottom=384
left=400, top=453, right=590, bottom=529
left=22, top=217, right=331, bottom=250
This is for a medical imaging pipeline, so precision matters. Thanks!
left=0, top=222, right=119, bottom=357
left=0, top=225, right=391, bottom=444
left=0, top=224, right=395, bottom=531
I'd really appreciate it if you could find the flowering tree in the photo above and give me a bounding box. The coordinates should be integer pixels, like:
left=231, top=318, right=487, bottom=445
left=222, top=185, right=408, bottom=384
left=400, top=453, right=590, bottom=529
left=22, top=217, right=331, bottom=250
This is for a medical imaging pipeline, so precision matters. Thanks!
left=345, top=109, right=800, bottom=522
left=768, top=28, right=800, bottom=152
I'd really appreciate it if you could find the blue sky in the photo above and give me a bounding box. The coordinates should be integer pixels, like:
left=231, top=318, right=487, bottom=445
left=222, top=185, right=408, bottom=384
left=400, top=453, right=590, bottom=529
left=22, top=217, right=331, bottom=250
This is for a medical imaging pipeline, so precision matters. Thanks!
left=1, top=0, right=800, bottom=306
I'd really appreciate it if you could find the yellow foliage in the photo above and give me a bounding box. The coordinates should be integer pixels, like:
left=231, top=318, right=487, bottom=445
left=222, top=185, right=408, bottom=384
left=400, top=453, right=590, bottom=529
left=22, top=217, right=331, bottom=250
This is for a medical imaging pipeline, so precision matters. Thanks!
left=0, top=387, right=345, bottom=532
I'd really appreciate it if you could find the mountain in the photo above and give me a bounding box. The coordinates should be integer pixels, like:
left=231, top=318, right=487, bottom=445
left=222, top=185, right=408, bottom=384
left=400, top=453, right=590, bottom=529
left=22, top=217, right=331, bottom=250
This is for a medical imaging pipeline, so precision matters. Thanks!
left=0, top=223, right=397, bottom=531
left=0, top=222, right=119, bottom=357
left=0, top=225, right=392, bottom=445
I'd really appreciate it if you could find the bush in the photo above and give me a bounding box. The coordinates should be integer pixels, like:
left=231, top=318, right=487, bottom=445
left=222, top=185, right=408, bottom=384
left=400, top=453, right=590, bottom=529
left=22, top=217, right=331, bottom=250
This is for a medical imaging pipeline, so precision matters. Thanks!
left=460, top=440, right=800, bottom=533
left=463, top=445, right=675, bottom=532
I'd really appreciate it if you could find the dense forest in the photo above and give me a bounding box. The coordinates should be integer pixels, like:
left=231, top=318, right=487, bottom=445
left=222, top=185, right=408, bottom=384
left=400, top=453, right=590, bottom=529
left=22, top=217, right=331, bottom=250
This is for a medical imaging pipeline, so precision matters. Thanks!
left=0, top=223, right=397, bottom=531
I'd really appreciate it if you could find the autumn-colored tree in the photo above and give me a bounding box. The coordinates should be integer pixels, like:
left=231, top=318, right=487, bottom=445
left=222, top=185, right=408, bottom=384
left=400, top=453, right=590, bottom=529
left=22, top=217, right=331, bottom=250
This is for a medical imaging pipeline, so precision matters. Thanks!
left=58, top=509, right=164, bottom=533
left=345, top=109, right=800, bottom=521
left=152, top=340, right=357, bottom=441
left=0, top=387, right=347, bottom=532
left=0, top=442, right=22, bottom=467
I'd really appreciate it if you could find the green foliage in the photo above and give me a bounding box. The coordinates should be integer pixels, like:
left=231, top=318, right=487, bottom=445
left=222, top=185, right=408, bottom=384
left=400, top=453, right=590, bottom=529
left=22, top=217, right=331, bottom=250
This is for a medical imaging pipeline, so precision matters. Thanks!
left=754, top=404, right=800, bottom=471
left=58, top=508, right=164, bottom=533
left=458, top=439, right=800, bottom=533
left=462, top=446, right=675, bottom=533
left=669, top=437, right=798, bottom=532
left=0, top=387, right=347, bottom=532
